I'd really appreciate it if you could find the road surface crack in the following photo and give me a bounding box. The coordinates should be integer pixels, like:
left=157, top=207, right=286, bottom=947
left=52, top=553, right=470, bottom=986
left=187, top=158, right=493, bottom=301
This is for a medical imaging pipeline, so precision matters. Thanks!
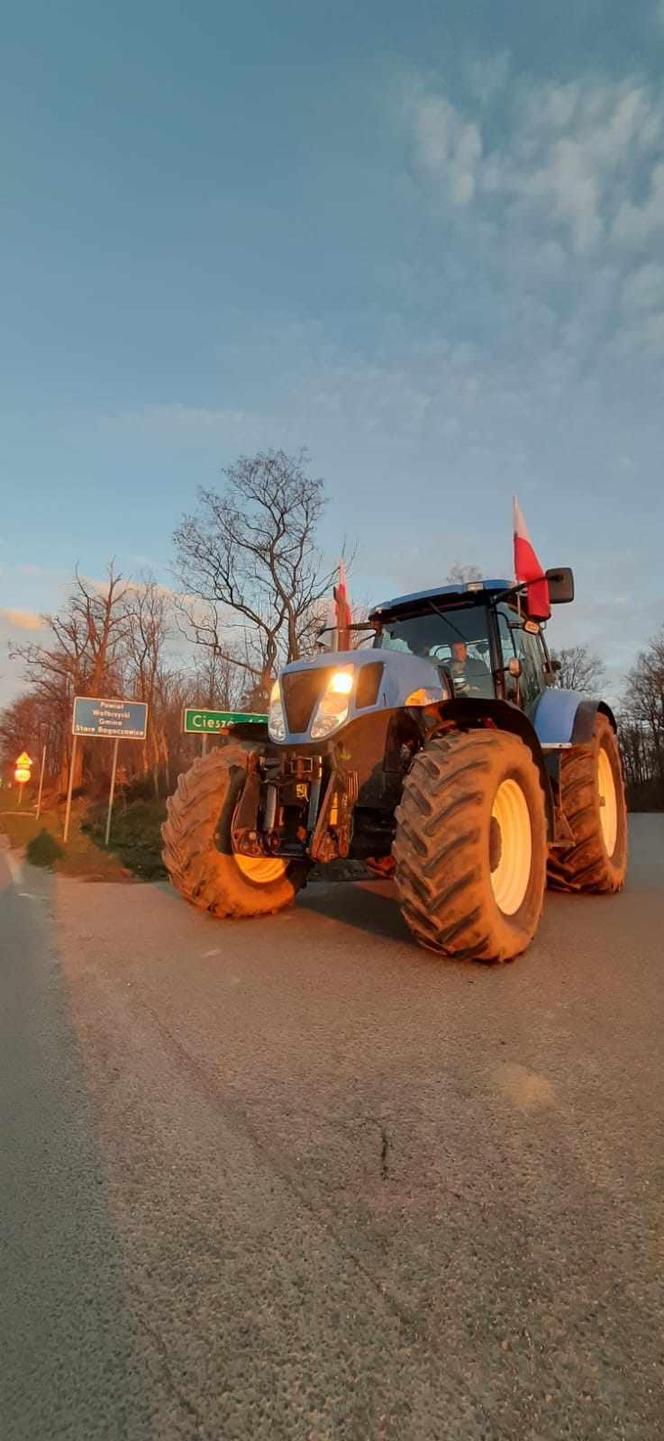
left=129, top=999, right=502, bottom=1434
left=133, top=1307, right=211, bottom=1439
left=380, top=1125, right=390, bottom=1180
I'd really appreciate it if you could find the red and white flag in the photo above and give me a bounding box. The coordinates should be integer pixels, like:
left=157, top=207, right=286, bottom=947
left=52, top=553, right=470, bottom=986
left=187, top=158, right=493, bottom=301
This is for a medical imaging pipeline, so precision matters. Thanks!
left=333, top=560, right=352, bottom=651
left=513, top=497, right=551, bottom=621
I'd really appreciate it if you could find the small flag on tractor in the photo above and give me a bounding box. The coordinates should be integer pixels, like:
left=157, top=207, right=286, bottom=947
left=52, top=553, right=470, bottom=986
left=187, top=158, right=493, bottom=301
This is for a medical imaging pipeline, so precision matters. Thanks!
left=513, top=497, right=551, bottom=621
left=333, top=560, right=352, bottom=651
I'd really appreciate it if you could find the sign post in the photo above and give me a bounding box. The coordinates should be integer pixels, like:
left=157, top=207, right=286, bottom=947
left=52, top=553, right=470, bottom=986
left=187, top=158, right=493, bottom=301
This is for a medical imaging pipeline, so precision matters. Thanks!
left=65, top=697, right=149, bottom=847
left=105, top=737, right=120, bottom=848
left=63, top=736, right=78, bottom=844
left=36, top=744, right=47, bottom=821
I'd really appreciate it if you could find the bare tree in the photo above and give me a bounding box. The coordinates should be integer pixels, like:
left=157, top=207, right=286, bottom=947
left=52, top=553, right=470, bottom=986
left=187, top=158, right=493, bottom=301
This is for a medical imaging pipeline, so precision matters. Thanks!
left=11, top=562, right=130, bottom=790
left=123, top=576, right=173, bottom=795
left=174, top=449, right=336, bottom=705
left=618, top=715, right=656, bottom=802
left=191, top=643, right=244, bottom=712
left=550, top=644, right=606, bottom=693
left=0, top=693, right=46, bottom=772
left=619, top=628, right=664, bottom=807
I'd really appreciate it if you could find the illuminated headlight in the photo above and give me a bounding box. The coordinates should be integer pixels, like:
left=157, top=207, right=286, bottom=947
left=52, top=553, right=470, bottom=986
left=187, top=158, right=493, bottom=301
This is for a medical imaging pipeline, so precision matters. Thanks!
left=310, top=667, right=355, bottom=739
left=268, top=680, right=287, bottom=741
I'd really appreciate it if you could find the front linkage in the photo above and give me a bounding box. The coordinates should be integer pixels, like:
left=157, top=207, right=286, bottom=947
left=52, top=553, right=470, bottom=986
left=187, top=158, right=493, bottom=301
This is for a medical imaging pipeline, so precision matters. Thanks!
left=231, top=746, right=360, bottom=867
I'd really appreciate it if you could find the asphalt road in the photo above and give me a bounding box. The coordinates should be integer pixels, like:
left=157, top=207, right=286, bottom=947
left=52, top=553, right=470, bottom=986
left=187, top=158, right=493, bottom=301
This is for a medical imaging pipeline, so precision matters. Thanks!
left=2, top=818, right=664, bottom=1441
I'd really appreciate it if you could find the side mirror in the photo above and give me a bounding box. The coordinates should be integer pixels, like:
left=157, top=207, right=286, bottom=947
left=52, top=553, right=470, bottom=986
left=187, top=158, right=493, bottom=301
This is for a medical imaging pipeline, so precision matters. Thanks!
left=545, top=567, right=574, bottom=604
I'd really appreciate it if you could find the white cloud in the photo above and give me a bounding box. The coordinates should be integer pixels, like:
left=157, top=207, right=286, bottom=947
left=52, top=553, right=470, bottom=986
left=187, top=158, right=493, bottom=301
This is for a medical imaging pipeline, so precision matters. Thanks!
left=467, top=51, right=511, bottom=106
left=631, top=310, right=664, bottom=352
left=409, top=92, right=482, bottom=205
left=0, top=607, right=43, bottom=631
left=612, top=162, right=664, bottom=248
left=520, top=136, right=603, bottom=251
left=406, top=72, right=664, bottom=255
left=622, top=261, right=664, bottom=311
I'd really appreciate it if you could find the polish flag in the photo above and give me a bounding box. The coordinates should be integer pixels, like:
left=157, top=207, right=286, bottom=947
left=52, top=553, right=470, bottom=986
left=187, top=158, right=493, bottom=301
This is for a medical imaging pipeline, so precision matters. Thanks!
left=333, top=560, right=353, bottom=650
left=513, top=497, right=551, bottom=621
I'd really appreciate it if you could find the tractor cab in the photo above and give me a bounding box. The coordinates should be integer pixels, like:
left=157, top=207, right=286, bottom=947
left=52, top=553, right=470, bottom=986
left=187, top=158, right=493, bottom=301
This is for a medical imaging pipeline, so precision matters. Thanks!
left=370, top=578, right=555, bottom=713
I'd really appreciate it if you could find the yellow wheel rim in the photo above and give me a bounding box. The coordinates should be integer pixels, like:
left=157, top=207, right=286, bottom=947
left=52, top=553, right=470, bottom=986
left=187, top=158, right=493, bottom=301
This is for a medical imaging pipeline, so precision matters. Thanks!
left=597, top=747, right=618, bottom=856
left=234, top=853, right=287, bottom=885
left=489, top=778, right=533, bottom=916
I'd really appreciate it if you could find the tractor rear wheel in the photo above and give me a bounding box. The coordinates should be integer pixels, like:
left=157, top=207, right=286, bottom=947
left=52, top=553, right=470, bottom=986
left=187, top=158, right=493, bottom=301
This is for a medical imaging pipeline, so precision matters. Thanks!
left=547, top=713, right=627, bottom=893
left=393, top=730, right=547, bottom=963
left=162, top=743, right=307, bottom=918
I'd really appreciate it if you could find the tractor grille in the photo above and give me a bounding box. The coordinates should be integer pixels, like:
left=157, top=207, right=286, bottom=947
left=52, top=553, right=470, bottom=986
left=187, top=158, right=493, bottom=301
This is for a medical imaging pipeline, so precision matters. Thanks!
left=281, top=667, right=335, bottom=734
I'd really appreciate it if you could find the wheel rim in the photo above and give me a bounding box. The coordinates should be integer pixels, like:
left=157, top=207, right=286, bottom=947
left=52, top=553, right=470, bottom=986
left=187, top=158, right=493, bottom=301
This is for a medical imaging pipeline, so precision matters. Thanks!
left=233, top=853, right=287, bottom=885
left=489, top=778, right=533, bottom=916
left=597, top=746, right=618, bottom=856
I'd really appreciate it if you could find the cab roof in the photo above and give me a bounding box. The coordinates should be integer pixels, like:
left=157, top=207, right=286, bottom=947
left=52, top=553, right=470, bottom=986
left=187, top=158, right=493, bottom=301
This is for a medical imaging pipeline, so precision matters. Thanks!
left=370, top=578, right=512, bottom=619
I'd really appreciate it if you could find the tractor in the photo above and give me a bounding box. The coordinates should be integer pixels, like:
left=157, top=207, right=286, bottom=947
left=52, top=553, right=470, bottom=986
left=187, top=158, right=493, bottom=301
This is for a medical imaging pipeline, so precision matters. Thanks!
left=162, top=569, right=627, bottom=963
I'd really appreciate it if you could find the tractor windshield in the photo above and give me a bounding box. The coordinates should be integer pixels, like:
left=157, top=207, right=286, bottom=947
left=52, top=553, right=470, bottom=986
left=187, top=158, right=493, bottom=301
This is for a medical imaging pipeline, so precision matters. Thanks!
left=374, top=604, right=494, bottom=698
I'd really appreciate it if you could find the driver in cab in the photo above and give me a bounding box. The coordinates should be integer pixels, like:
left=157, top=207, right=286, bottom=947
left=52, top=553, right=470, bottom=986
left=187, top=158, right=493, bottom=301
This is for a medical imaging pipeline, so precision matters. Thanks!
left=449, top=641, right=491, bottom=697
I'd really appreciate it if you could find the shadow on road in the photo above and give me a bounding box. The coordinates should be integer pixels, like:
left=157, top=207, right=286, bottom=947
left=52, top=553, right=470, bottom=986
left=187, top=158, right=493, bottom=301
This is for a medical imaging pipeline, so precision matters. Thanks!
left=301, top=878, right=413, bottom=945
left=299, top=815, right=664, bottom=955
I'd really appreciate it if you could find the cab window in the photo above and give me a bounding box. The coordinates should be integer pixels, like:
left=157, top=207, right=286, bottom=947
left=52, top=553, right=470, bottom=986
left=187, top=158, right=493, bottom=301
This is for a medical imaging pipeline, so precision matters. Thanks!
left=496, top=607, right=544, bottom=710
left=375, top=606, right=495, bottom=698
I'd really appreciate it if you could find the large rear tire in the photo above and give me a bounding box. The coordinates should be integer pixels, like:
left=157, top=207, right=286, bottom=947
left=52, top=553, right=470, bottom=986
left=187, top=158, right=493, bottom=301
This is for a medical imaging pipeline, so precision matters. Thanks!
left=393, top=730, right=547, bottom=963
left=162, top=744, right=307, bottom=918
left=547, top=713, right=627, bottom=893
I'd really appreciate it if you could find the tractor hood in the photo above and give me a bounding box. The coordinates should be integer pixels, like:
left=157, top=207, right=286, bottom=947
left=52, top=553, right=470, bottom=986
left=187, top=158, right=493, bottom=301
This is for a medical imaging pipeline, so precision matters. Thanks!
left=269, top=647, right=448, bottom=745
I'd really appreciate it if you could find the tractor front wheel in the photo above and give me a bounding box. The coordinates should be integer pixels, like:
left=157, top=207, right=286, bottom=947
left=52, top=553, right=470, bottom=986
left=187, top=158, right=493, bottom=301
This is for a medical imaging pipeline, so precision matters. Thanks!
left=547, top=713, right=627, bottom=893
left=393, top=730, right=547, bottom=963
left=162, top=744, right=307, bottom=918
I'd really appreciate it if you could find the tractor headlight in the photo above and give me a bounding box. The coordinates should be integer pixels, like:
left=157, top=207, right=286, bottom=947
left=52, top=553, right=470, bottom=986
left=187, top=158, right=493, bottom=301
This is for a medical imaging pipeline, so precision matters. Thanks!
left=310, top=667, right=355, bottom=739
left=268, top=680, right=287, bottom=741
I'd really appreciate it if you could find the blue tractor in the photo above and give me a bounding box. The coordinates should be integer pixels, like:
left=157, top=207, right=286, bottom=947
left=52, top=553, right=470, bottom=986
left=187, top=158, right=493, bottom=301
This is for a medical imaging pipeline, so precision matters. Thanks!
left=163, top=568, right=627, bottom=963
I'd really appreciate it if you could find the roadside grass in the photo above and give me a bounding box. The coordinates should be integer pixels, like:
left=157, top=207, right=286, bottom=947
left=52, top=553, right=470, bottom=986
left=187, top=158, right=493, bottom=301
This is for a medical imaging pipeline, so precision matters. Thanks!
left=82, top=797, right=167, bottom=879
left=0, top=785, right=363, bottom=885
left=0, top=788, right=164, bottom=882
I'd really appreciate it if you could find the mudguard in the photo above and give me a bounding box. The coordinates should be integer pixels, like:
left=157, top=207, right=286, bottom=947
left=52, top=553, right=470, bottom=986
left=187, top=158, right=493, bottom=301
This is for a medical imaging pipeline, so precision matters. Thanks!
left=533, top=689, right=617, bottom=746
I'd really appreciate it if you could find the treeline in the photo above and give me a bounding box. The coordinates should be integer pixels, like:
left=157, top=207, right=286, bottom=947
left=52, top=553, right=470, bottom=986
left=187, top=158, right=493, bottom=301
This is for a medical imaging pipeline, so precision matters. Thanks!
left=619, top=631, right=664, bottom=810
left=0, top=568, right=242, bottom=799
left=0, top=449, right=335, bottom=800
left=548, top=636, right=664, bottom=810
left=2, top=446, right=664, bottom=810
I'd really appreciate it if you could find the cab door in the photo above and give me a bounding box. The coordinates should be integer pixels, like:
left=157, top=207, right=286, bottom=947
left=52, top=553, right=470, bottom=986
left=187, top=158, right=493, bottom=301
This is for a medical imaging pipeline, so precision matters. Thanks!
left=495, top=605, right=546, bottom=713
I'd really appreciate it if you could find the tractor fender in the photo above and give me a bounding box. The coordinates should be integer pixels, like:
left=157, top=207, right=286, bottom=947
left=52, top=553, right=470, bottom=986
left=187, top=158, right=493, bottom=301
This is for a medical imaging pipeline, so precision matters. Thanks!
left=439, top=697, right=555, bottom=838
left=571, top=698, right=617, bottom=743
left=533, top=689, right=617, bottom=746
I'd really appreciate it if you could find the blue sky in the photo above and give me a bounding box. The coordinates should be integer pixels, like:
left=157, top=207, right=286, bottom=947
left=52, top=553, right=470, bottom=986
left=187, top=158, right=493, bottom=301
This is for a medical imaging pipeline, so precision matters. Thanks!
left=2, top=0, right=664, bottom=702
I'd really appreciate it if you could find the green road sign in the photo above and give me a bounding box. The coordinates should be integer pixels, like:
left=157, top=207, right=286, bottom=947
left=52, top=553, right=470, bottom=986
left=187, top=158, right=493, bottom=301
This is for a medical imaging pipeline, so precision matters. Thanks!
left=183, top=708, right=267, bottom=734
